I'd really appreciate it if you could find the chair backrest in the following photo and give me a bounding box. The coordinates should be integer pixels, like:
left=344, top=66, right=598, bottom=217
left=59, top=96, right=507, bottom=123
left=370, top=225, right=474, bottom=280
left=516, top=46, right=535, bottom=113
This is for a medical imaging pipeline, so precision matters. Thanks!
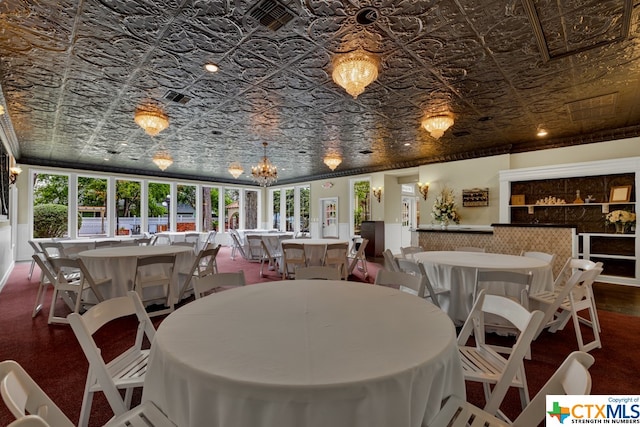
left=38, top=242, right=65, bottom=259
left=153, top=234, right=171, bottom=246
left=0, top=360, right=74, bottom=427
left=246, top=235, right=264, bottom=260
left=458, top=290, right=545, bottom=416
left=262, top=235, right=282, bottom=257
left=474, top=269, right=532, bottom=305
left=229, top=232, right=248, bottom=259
left=136, top=253, right=177, bottom=269
left=347, top=238, right=369, bottom=274
left=455, top=246, right=486, bottom=252
left=295, top=266, right=342, bottom=280
left=185, top=233, right=201, bottom=244
left=382, top=249, right=400, bottom=272
left=28, top=241, right=44, bottom=255
left=400, top=246, right=423, bottom=258
left=205, top=230, right=217, bottom=245
left=521, top=250, right=556, bottom=265
left=513, top=351, right=594, bottom=427
left=282, top=243, right=306, bottom=262
left=68, top=292, right=156, bottom=417
left=194, top=271, right=246, bottom=298
left=554, top=257, right=602, bottom=287
left=135, top=237, right=153, bottom=246
left=324, top=242, right=348, bottom=264
left=31, top=254, right=57, bottom=286
left=49, top=257, right=105, bottom=301
left=7, top=415, right=52, bottom=427
left=178, top=245, right=221, bottom=301
left=396, top=258, right=441, bottom=307
left=374, top=269, right=425, bottom=297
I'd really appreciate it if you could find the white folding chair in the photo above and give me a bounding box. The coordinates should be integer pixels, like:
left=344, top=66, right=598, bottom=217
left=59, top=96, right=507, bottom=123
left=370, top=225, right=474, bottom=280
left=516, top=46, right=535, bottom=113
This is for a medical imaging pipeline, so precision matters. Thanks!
left=295, top=266, right=342, bottom=280
left=246, top=235, right=265, bottom=261
left=193, top=271, right=246, bottom=298
left=229, top=231, right=248, bottom=260
left=347, top=238, right=368, bottom=278
left=27, top=240, right=44, bottom=281
left=0, top=360, right=75, bottom=427
left=177, top=244, right=221, bottom=301
left=382, top=249, right=400, bottom=272
left=133, top=254, right=176, bottom=317
left=68, top=292, right=156, bottom=427
left=457, top=290, right=544, bottom=421
left=529, top=264, right=603, bottom=352
left=152, top=234, right=171, bottom=246
left=430, top=351, right=595, bottom=427
left=7, top=416, right=52, bottom=427
left=259, top=239, right=281, bottom=278
left=281, top=242, right=307, bottom=279
left=39, top=242, right=66, bottom=259
left=374, top=269, right=425, bottom=297
left=30, top=254, right=58, bottom=318
left=47, top=257, right=109, bottom=325
left=103, top=401, right=176, bottom=427
left=323, top=242, right=349, bottom=279
left=396, top=258, right=449, bottom=308
left=400, top=246, right=423, bottom=258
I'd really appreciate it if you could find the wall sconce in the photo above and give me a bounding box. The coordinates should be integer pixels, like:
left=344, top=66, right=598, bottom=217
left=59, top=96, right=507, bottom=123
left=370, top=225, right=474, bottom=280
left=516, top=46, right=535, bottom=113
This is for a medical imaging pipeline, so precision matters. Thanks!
left=9, top=166, right=22, bottom=185
left=372, top=187, right=382, bottom=203
left=417, top=182, right=429, bottom=200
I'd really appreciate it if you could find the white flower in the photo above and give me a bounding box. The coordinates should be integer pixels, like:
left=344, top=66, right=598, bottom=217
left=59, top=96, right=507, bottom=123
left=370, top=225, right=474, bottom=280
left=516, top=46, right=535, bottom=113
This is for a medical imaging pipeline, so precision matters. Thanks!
left=431, top=187, right=460, bottom=224
left=606, top=210, right=636, bottom=224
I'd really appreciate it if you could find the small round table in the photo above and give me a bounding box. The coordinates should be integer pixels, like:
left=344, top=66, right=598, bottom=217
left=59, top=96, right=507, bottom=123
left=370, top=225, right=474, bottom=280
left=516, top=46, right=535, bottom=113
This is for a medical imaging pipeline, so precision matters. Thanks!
left=143, top=280, right=465, bottom=427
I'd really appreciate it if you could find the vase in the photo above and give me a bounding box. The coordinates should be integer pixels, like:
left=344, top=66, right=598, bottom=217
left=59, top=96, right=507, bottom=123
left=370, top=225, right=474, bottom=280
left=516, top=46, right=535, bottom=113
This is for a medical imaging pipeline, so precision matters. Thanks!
left=440, top=221, right=449, bottom=230
left=615, top=223, right=626, bottom=234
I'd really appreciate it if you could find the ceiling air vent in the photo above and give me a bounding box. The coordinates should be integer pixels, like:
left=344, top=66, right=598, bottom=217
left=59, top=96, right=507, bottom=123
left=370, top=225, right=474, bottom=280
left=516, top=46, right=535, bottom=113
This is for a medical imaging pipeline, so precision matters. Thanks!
left=163, top=90, right=191, bottom=105
left=248, top=0, right=295, bottom=32
left=566, top=93, right=617, bottom=122
left=359, top=149, right=373, bottom=155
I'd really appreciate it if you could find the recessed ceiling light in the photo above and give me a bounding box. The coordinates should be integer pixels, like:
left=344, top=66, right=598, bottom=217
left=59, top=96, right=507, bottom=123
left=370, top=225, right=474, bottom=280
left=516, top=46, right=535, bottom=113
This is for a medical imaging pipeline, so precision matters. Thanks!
left=404, top=142, right=411, bottom=146
left=205, top=63, right=219, bottom=73
left=536, top=127, right=548, bottom=137
left=121, top=142, right=128, bottom=146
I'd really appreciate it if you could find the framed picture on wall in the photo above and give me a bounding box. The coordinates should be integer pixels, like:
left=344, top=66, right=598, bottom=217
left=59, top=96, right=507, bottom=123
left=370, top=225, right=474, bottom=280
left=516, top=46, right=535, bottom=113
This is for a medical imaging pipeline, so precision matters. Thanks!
left=610, top=185, right=632, bottom=203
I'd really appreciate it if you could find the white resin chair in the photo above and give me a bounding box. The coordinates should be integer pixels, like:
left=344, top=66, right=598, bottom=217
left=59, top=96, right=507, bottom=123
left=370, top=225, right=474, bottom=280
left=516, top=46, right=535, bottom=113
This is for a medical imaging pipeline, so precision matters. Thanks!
left=281, top=242, right=307, bottom=279
left=7, top=416, right=52, bottom=427
left=193, top=271, right=246, bottom=298
left=400, top=246, right=423, bottom=258
left=529, top=264, right=603, bottom=352
left=259, top=239, right=281, bottom=278
left=323, top=242, right=349, bottom=279
left=430, top=351, right=594, bottom=427
left=374, top=269, right=425, bottom=297
left=382, top=249, right=400, bottom=272
left=347, top=238, right=368, bottom=278
left=68, top=292, right=156, bottom=427
left=0, top=360, right=75, bottom=427
left=396, top=258, right=449, bottom=308
left=457, top=290, right=544, bottom=421
left=133, top=254, right=176, bottom=317
left=47, top=257, right=109, bottom=325
left=295, top=266, right=342, bottom=280
left=177, top=244, right=221, bottom=301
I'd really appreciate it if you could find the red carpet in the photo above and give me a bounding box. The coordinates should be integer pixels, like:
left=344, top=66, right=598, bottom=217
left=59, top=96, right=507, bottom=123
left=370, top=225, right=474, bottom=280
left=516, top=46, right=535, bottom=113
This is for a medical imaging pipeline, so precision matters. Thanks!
left=1, top=246, right=638, bottom=426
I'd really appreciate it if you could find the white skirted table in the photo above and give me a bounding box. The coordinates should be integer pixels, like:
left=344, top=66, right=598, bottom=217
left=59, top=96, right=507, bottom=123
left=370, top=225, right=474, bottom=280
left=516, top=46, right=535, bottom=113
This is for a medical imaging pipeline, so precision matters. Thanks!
left=412, top=251, right=554, bottom=324
left=78, top=245, right=194, bottom=302
left=143, top=280, right=465, bottom=427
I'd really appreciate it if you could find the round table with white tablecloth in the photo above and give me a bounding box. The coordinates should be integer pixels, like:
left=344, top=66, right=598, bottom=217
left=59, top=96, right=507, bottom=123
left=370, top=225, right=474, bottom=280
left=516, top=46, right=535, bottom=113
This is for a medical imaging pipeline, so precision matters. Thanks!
left=142, top=280, right=465, bottom=427
left=412, top=251, right=554, bottom=324
left=78, top=245, right=194, bottom=302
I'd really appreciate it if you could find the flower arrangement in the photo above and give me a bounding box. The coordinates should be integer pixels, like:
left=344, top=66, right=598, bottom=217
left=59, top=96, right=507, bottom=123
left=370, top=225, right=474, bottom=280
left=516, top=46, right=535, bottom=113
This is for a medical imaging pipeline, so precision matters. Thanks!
left=431, top=187, right=460, bottom=225
left=605, top=210, right=636, bottom=225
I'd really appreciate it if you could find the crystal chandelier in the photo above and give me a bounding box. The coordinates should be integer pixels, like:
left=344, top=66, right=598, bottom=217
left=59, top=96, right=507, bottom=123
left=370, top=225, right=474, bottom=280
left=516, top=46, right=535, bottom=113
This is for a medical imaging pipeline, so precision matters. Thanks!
left=323, top=155, right=342, bottom=171
left=134, top=105, right=169, bottom=136
left=332, top=49, right=379, bottom=99
left=251, top=142, right=278, bottom=187
left=422, top=113, right=454, bottom=139
left=152, top=151, right=173, bottom=171
left=228, top=162, right=244, bottom=179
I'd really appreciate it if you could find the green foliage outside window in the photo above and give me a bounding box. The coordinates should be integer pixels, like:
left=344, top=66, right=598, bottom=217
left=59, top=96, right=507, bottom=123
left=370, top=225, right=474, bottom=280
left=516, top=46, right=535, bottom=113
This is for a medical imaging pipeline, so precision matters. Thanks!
left=33, top=204, right=82, bottom=238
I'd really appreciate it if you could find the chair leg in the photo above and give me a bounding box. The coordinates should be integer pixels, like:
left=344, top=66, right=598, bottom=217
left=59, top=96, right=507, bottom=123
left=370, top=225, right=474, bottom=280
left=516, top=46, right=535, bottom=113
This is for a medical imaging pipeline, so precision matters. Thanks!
left=28, top=260, right=36, bottom=280
left=78, top=373, right=95, bottom=427
left=32, top=281, right=49, bottom=318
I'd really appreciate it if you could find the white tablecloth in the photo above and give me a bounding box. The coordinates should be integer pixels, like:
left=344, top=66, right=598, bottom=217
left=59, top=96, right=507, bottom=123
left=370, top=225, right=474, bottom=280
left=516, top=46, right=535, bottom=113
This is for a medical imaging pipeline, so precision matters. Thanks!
left=412, top=251, right=554, bottom=324
left=78, top=245, right=195, bottom=301
left=280, top=238, right=348, bottom=266
left=143, top=281, right=465, bottom=427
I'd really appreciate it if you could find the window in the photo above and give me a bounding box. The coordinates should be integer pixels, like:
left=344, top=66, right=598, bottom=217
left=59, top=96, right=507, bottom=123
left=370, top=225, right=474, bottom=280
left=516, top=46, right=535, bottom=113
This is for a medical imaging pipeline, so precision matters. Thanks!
left=32, top=172, right=70, bottom=238
left=148, top=182, right=170, bottom=233
left=77, top=176, right=108, bottom=237
left=115, top=179, right=141, bottom=235
left=225, top=188, right=240, bottom=230
left=352, top=179, right=371, bottom=235
left=271, top=189, right=281, bottom=230
left=177, top=184, right=196, bottom=231
left=299, top=186, right=310, bottom=232
left=201, top=186, right=220, bottom=231
left=244, top=189, right=258, bottom=229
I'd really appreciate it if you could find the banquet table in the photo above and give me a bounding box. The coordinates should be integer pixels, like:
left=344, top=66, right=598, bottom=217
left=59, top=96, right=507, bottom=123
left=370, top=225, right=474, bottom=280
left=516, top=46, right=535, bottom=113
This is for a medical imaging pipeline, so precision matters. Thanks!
left=280, top=238, right=349, bottom=266
left=78, top=245, right=195, bottom=302
left=142, top=280, right=465, bottom=427
left=412, top=251, right=554, bottom=324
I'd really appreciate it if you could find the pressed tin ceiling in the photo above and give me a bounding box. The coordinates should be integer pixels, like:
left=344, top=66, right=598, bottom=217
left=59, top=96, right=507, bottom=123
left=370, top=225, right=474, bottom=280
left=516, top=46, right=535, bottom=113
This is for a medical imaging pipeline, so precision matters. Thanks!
left=1, top=0, right=640, bottom=186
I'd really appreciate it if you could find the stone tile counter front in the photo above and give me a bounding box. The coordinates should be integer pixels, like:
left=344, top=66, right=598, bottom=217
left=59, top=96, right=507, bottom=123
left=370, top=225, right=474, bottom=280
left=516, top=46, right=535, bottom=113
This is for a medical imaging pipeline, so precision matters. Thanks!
left=412, top=224, right=576, bottom=279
